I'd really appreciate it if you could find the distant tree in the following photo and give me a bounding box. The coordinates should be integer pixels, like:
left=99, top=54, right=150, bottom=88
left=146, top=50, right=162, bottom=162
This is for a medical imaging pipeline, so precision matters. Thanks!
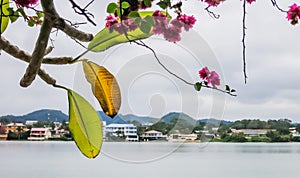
left=228, top=133, right=247, bottom=142
left=231, top=120, right=250, bottom=129
left=7, top=131, right=18, bottom=140
left=246, top=119, right=267, bottom=129
left=266, top=131, right=290, bottom=142
left=217, top=124, right=231, bottom=134
left=220, top=133, right=247, bottom=142
left=296, top=124, right=300, bottom=133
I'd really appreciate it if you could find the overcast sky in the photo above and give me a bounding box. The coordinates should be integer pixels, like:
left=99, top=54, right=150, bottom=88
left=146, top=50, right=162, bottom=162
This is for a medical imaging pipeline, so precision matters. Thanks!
left=0, top=0, right=299, bottom=122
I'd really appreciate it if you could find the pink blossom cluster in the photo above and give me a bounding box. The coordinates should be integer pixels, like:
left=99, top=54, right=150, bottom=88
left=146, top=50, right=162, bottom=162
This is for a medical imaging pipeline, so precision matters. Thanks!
left=152, top=11, right=196, bottom=43
left=202, top=0, right=255, bottom=7
left=105, top=15, right=138, bottom=34
left=287, top=3, right=300, bottom=25
left=15, top=0, right=38, bottom=8
left=246, top=0, right=256, bottom=4
left=105, top=11, right=196, bottom=43
left=199, top=67, right=220, bottom=88
left=201, top=0, right=225, bottom=7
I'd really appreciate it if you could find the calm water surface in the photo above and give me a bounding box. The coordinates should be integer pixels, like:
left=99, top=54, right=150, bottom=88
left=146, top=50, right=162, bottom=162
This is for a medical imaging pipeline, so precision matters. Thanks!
left=1, top=141, right=300, bottom=178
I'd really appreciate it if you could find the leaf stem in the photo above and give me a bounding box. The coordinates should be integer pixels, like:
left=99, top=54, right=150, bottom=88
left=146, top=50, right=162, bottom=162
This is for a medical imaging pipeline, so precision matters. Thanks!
left=53, top=83, right=69, bottom=91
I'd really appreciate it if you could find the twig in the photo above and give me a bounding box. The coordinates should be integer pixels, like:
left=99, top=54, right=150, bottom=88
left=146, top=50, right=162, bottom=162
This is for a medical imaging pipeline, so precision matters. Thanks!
left=133, top=40, right=194, bottom=86
left=270, top=0, right=287, bottom=13
left=242, top=0, right=248, bottom=84
left=133, top=40, right=237, bottom=96
left=205, top=5, right=220, bottom=19
left=68, top=0, right=96, bottom=26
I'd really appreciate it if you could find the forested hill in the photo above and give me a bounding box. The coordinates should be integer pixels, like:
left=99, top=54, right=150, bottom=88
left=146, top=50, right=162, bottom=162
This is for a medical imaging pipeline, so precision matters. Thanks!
left=0, top=109, right=232, bottom=126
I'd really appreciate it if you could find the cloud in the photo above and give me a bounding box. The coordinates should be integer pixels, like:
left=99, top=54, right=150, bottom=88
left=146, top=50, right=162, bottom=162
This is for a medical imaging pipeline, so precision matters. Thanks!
left=0, top=0, right=299, bottom=122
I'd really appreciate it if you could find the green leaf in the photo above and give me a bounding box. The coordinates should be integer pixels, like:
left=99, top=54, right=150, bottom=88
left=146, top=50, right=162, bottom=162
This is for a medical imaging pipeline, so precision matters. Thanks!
left=27, top=19, right=35, bottom=27
left=17, top=7, right=27, bottom=20
left=68, top=89, right=103, bottom=159
left=128, top=11, right=140, bottom=18
left=121, top=1, right=130, bottom=9
left=1, top=0, right=10, bottom=33
left=194, top=82, right=202, bottom=91
left=82, top=61, right=121, bottom=117
left=144, top=15, right=154, bottom=26
left=88, top=11, right=171, bottom=52
left=144, top=0, right=152, bottom=7
left=225, top=85, right=230, bottom=92
left=156, top=1, right=168, bottom=9
left=106, top=2, right=118, bottom=13
left=140, top=21, right=152, bottom=34
left=7, top=8, right=19, bottom=23
left=36, top=11, right=44, bottom=18
left=88, top=28, right=151, bottom=52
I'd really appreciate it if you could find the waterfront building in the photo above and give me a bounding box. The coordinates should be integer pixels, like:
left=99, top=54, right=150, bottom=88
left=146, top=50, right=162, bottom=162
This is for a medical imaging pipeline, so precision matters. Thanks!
left=168, top=133, right=198, bottom=142
left=6, top=123, right=28, bottom=134
left=0, top=123, right=7, bottom=140
left=140, top=130, right=167, bottom=141
left=28, top=128, right=52, bottom=141
left=25, top=120, right=38, bottom=126
left=231, top=129, right=275, bottom=137
left=106, top=124, right=138, bottom=141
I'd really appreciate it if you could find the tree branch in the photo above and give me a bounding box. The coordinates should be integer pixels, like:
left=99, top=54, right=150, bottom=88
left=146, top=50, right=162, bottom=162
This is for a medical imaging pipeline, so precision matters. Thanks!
left=68, top=0, right=96, bottom=26
left=242, top=0, right=248, bottom=84
left=270, top=0, right=287, bottom=13
left=53, top=18, right=93, bottom=42
left=205, top=6, right=220, bottom=19
left=20, top=0, right=56, bottom=87
left=0, top=36, right=74, bottom=64
left=0, top=35, right=63, bottom=85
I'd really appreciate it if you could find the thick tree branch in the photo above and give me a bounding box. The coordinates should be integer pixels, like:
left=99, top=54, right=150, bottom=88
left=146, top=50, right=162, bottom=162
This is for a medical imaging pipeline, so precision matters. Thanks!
left=20, top=0, right=56, bottom=87
left=53, top=18, right=93, bottom=42
left=38, top=68, right=56, bottom=85
left=0, top=36, right=74, bottom=64
left=0, top=36, right=64, bottom=85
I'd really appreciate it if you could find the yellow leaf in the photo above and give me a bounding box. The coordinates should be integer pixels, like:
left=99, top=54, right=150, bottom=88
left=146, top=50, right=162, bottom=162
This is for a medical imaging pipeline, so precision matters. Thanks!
left=83, top=60, right=121, bottom=117
left=68, top=89, right=103, bottom=159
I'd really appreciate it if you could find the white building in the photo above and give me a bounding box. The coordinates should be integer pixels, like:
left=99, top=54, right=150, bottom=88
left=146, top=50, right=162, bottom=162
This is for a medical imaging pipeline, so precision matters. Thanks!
left=106, top=124, right=138, bottom=141
left=28, top=128, right=52, bottom=141
left=140, top=130, right=167, bottom=141
left=25, top=120, right=38, bottom=126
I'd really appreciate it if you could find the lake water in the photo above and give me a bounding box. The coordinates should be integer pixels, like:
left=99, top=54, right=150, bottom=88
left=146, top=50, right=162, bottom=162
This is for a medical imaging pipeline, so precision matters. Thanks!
left=1, top=141, right=300, bottom=178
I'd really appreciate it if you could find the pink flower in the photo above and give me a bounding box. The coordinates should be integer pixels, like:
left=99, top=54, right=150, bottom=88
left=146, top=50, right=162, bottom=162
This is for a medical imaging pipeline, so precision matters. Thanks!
left=208, top=71, right=220, bottom=88
left=105, top=15, right=138, bottom=34
left=199, top=67, right=220, bottom=88
left=105, top=15, right=118, bottom=28
left=163, top=26, right=181, bottom=43
left=152, top=11, right=169, bottom=35
left=199, top=67, right=210, bottom=80
left=152, top=11, right=196, bottom=43
left=287, top=3, right=300, bottom=25
left=246, top=0, right=256, bottom=4
left=202, top=0, right=225, bottom=7
left=177, top=14, right=196, bottom=31
left=15, top=0, right=38, bottom=7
